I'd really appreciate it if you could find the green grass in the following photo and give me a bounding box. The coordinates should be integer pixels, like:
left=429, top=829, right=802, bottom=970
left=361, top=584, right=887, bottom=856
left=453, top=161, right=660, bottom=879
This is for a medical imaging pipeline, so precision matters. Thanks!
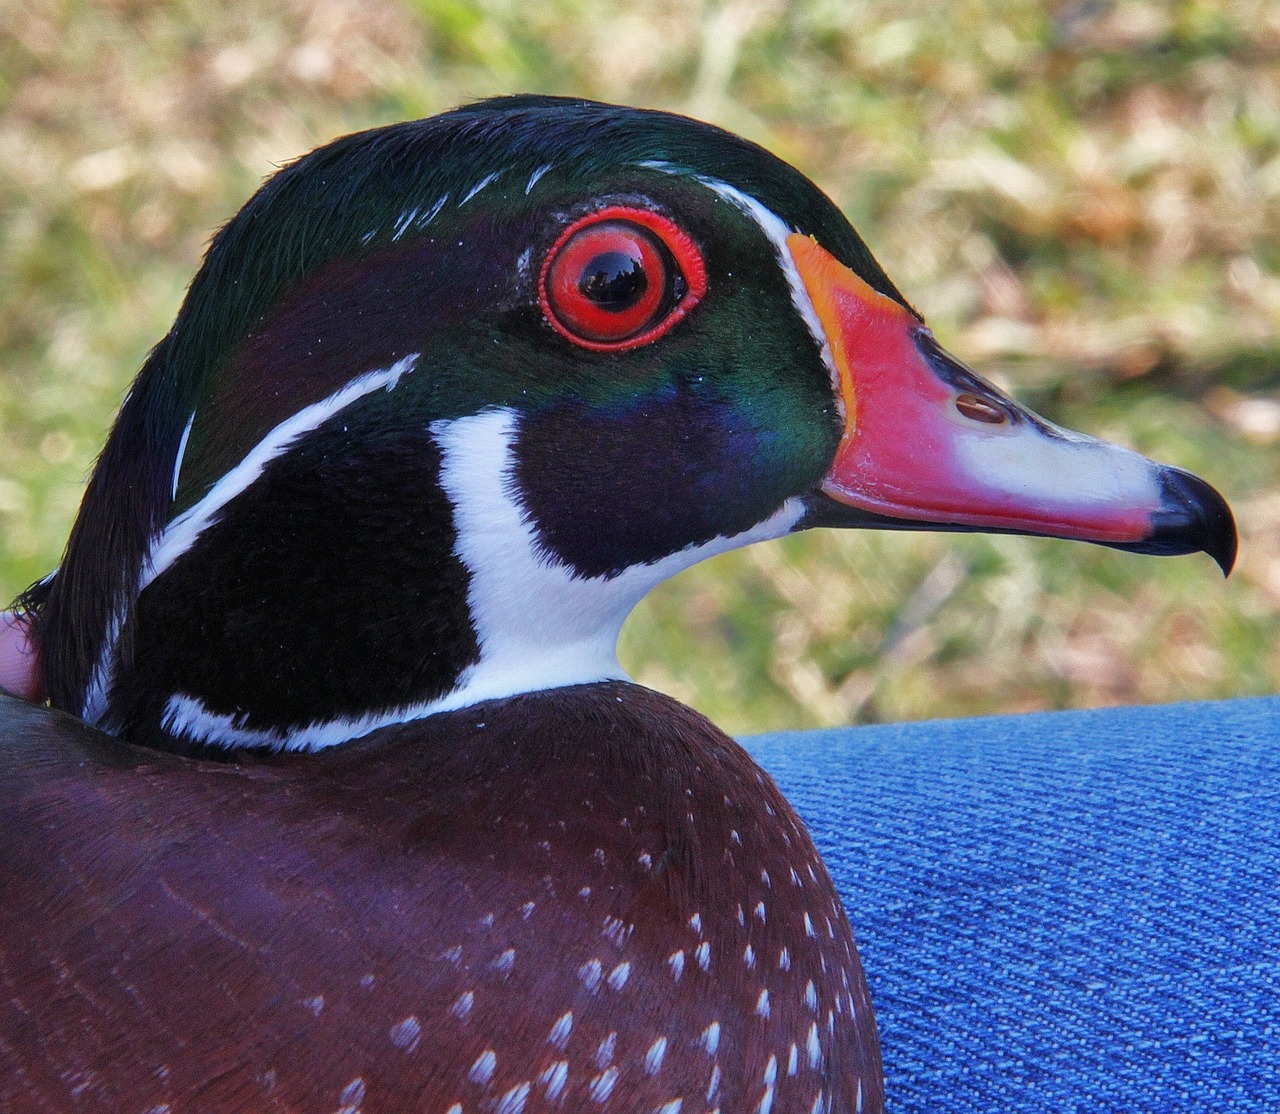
left=2, top=0, right=1277, bottom=732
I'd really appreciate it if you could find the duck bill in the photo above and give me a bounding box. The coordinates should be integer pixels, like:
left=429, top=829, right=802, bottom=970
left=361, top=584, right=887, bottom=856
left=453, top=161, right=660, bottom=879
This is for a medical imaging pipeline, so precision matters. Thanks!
left=788, top=234, right=1237, bottom=574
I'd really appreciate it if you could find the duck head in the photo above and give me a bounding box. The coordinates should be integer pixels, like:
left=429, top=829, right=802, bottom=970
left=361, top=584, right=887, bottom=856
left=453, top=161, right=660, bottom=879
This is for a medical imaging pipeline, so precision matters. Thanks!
left=27, top=96, right=1236, bottom=753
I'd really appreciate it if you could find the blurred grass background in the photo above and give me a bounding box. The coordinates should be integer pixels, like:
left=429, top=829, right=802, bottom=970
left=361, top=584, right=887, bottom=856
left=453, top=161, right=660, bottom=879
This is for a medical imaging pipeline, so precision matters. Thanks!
left=2, top=0, right=1277, bottom=733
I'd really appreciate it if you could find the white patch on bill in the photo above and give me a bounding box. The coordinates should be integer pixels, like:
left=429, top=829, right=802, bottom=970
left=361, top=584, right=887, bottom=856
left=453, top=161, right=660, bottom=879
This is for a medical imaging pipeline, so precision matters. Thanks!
left=954, top=418, right=1162, bottom=511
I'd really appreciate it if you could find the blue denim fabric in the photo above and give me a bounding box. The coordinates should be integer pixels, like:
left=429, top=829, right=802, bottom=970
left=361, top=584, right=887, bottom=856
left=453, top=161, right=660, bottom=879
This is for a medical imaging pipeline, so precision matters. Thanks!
left=744, top=697, right=1280, bottom=1112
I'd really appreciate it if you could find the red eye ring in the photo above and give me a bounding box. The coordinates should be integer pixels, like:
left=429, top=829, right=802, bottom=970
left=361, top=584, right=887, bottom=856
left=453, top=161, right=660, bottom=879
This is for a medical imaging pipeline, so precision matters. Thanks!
left=539, top=206, right=707, bottom=352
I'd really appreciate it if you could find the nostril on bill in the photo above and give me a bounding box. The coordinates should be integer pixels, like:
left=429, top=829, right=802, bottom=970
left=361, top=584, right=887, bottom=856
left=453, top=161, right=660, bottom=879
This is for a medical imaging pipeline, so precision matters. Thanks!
left=954, top=393, right=1008, bottom=425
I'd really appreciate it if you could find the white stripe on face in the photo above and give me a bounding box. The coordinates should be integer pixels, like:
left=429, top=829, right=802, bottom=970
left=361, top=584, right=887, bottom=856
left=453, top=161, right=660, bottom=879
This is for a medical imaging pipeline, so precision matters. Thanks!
left=691, top=176, right=839, bottom=397
left=171, top=409, right=195, bottom=502
left=142, top=355, right=418, bottom=591
left=460, top=172, right=500, bottom=206
left=86, top=356, right=418, bottom=726
left=82, top=604, right=125, bottom=724
left=525, top=163, right=552, bottom=194
left=634, top=162, right=841, bottom=418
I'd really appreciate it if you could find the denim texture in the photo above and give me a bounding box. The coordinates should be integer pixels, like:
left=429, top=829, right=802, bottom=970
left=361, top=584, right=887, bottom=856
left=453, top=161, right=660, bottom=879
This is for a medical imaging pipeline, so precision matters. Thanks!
left=745, top=696, right=1280, bottom=1112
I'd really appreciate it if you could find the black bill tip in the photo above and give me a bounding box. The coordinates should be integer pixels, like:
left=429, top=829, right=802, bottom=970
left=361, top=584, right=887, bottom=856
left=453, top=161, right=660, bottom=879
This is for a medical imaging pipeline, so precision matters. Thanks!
left=1115, top=468, right=1238, bottom=576
left=801, top=465, right=1239, bottom=578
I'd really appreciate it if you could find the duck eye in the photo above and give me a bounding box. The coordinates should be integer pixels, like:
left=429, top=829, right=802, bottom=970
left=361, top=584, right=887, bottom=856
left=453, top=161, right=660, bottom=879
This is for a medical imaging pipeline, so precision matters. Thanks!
left=539, top=207, right=707, bottom=351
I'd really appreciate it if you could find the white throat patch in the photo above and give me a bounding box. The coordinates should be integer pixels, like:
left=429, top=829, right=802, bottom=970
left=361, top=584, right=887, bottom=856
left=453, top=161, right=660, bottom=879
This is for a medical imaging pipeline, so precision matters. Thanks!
left=430, top=408, right=805, bottom=720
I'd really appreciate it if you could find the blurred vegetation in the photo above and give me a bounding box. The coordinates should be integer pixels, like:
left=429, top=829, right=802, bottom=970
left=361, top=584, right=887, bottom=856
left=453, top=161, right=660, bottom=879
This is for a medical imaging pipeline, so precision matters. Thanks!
left=1, top=0, right=1277, bottom=733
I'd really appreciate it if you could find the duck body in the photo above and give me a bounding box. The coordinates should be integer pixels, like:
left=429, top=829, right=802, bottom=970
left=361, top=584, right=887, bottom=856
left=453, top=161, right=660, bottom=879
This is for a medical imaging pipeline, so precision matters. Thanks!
left=1, top=96, right=1234, bottom=1110
left=2, top=683, right=873, bottom=1112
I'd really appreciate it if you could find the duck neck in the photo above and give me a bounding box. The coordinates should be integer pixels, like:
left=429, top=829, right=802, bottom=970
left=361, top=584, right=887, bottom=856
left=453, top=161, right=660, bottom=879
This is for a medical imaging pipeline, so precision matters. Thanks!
left=93, top=398, right=801, bottom=756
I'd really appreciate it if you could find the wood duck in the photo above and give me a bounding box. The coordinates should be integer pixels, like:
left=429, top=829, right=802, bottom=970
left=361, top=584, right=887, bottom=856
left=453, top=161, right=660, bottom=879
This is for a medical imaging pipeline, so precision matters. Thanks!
left=1, top=96, right=1234, bottom=1112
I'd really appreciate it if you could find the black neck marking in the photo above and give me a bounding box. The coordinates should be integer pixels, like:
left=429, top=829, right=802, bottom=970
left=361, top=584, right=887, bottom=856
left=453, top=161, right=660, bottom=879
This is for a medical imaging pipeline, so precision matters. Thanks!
left=104, top=412, right=478, bottom=755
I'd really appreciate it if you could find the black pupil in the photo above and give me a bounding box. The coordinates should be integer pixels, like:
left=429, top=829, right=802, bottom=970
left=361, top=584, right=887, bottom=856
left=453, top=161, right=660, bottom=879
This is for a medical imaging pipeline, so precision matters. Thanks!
left=578, top=250, right=648, bottom=311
